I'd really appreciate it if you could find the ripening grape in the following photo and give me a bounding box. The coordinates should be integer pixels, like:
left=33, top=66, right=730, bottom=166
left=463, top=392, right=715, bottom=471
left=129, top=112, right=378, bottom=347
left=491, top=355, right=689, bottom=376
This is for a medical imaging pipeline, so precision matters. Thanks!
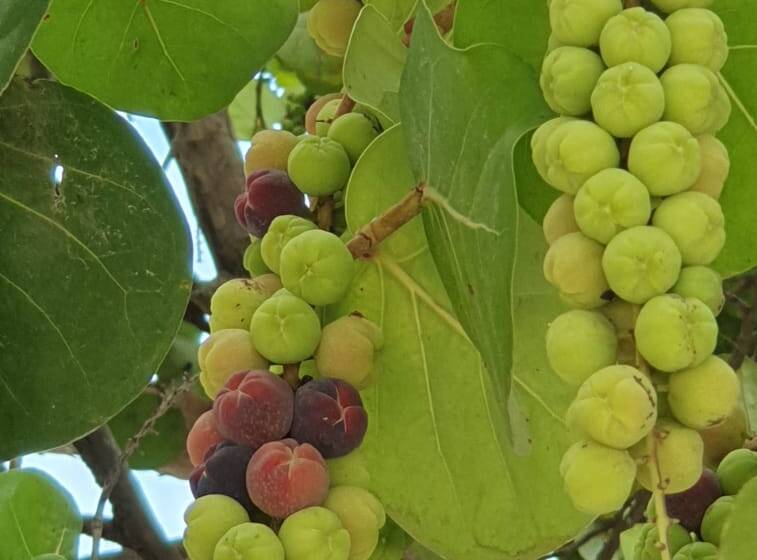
left=534, top=119, right=620, bottom=194
left=327, top=449, right=371, bottom=489
left=260, top=215, right=317, bottom=274
left=668, top=356, right=739, bottom=430
left=213, top=523, right=284, bottom=560
left=539, top=46, right=605, bottom=116
left=654, top=470, right=722, bottom=532
left=672, top=266, right=724, bottom=315
left=325, top=486, right=386, bottom=560
left=235, top=170, right=310, bottom=237
left=631, top=419, right=704, bottom=494
left=183, top=495, right=250, bottom=560
left=198, top=329, right=269, bottom=399
left=306, top=94, right=342, bottom=136
left=701, top=495, right=734, bottom=545
left=288, top=136, right=351, bottom=196
left=661, top=64, right=731, bottom=135
left=250, top=290, right=322, bottom=364
left=279, top=229, right=355, bottom=306
left=544, top=232, right=610, bottom=308
left=601, top=300, right=639, bottom=335
left=246, top=439, right=330, bottom=519
left=666, top=9, right=728, bottom=72
left=307, top=0, right=361, bottom=58
left=574, top=168, right=651, bottom=244
left=633, top=523, right=692, bottom=560
left=327, top=113, right=380, bottom=164
left=601, top=226, right=682, bottom=304
left=591, top=62, right=665, bottom=138
left=690, top=135, right=730, bottom=199
left=209, top=276, right=282, bottom=333
left=549, top=0, right=623, bottom=48
left=191, top=443, right=259, bottom=517
left=243, top=238, right=272, bottom=277
left=559, top=439, right=636, bottom=515
left=672, top=542, right=719, bottom=560
left=547, top=33, right=564, bottom=53
left=546, top=309, right=618, bottom=385
left=649, top=0, right=713, bottom=13
left=315, top=315, right=383, bottom=390
left=717, top=449, right=757, bottom=495
left=187, top=411, right=224, bottom=467
left=599, top=8, right=671, bottom=72
left=244, top=130, right=300, bottom=177
left=635, top=294, right=717, bottom=372
left=278, top=506, right=351, bottom=560
left=653, top=192, right=726, bottom=266
left=628, top=121, right=702, bottom=196
left=543, top=194, right=579, bottom=244
left=567, top=365, right=656, bottom=449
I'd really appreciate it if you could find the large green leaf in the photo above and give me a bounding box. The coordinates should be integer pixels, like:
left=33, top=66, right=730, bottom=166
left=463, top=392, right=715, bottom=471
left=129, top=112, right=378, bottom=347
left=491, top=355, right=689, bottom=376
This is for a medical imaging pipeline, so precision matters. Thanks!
left=366, top=0, right=451, bottom=32
left=329, top=125, right=586, bottom=559
left=343, top=6, right=406, bottom=123
left=721, top=476, right=757, bottom=559
left=31, top=0, right=298, bottom=121
left=0, top=469, right=81, bottom=559
left=400, top=4, right=551, bottom=416
left=0, top=79, right=191, bottom=460
left=0, top=0, right=50, bottom=95
left=227, top=79, right=288, bottom=141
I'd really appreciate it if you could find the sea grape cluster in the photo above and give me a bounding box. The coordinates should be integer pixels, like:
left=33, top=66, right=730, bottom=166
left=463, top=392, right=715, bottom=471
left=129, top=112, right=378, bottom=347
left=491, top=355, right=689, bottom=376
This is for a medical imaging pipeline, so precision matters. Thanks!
left=537, top=0, right=737, bottom=527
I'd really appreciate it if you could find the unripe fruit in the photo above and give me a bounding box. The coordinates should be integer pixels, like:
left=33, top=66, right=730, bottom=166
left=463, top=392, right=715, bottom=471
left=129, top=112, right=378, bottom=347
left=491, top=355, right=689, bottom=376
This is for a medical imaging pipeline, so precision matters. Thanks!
left=700, top=495, right=734, bottom=545
left=701, top=407, right=749, bottom=468
left=628, top=121, right=702, bottom=196
left=649, top=0, right=713, bottom=13
left=601, top=300, right=640, bottom=335
left=536, top=119, right=620, bottom=194
left=307, top=0, right=361, bottom=57
left=183, top=495, right=250, bottom=560
left=672, top=266, right=724, bottom=315
left=327, top=113, right=379, bottom=164
left=209, top=277, right=282, bottom=333
left=667, top=9, right=728, bottom=72
left=672, top=542, right=719, bottom=560
left=213, top=523, right=284, bottom=560
left=633, top=522, right=691, bottom=560
left=327, top=449, right=371, bottom=489
left=546, top=310, right=618, bottom=385
left=567, top=365, right=657, bottom=449
left=278, top=506, right=351, bottom=560
left=574, top=168, right=651, bottom=244
left=243, top=238, right=271, bottom=277
left=306, top=94, right=342, bottom=136
left=591, top=62, right=665, bottom=138
left=315, top=315, right=383, bottom=389
left=288, top=136, right=351, bottom=196
left=690, top=135, right=730, bottom=199
left=602, top=226, right=682, bottom=304
left=543, top=232, right=610, bottom=308
left=652, top=192, right=726, bottom=266
left=560, top=439, right=636, bottom=515
left=631, top=419, right=704, bottom=494
left=261, top=215, right=317, bottom=274
left=547, top=33, right=564, bottom=53
left=635, top=294, right=717, bottom=372
left=531, top=117, right=575, bottom=187
left=661, top=64, right=731, bottom=135
left=315, top=99, right=343, bottom=137
left=540, top=47, right=605, bottom=116
left=279, top=229, right=355, bottom=306
left=250, top=290, right=322, bottom=364
left=244, top=130, right=300, bottom=177
left=717, top=449, right=757, bottom=495
left=543, top=194, right=579, bottom=244
left=198, top=329, right=269, bottom=399
left=549, top=0, right=623, bottom=47
left=325, top=486, right=386, bottom=560
left=599, top=8, right=671, bottom=72
left=669, top=356, right=739, bottom=430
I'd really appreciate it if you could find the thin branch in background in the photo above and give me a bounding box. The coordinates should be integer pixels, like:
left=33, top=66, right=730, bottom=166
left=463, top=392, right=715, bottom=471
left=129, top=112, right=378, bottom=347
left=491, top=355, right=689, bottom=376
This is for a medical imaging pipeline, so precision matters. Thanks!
left=597, top=491, right=649, bottom=560
left=8, top=457, right=22, bottom=470
left=729, top=277, right=757, bottom=370
left=255, top=76, right=267, bottom=132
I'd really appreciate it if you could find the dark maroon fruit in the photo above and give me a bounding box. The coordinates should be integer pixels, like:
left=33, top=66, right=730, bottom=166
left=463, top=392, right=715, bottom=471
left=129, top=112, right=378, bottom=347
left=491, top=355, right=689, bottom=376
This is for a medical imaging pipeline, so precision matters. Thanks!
left=234, top=170, right=309, bottom=237
left=665, top=469, right=722, bottom=532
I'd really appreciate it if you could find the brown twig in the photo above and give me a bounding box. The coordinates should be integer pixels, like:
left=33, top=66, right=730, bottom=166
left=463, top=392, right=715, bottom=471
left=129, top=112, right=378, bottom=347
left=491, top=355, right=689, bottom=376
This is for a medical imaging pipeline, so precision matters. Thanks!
left=346, top=184, right=426, bottom=259
left=316, top=195, right=335, bottom=231
left=255, top=76, right=266, bottom=132
left=597, top=491, right=649, bottom=560
left=730, top=278, right=757, bottom=370
left=282, top=363, right=300, bottom=389
left=334, top=94, right=356, bottom=119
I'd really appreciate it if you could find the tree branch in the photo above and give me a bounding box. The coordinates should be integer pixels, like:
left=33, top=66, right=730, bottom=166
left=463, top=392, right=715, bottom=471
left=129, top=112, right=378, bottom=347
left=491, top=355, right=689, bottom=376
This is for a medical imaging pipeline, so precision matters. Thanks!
left=729, top=277, right=757, bottom=370
left=164, top=114, right=248, bottom=278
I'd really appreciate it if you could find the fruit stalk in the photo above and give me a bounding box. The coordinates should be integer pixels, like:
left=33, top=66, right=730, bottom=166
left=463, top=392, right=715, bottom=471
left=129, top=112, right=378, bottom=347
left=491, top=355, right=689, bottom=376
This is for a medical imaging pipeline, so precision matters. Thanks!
left=624, top=0, right=641, bottom=7
left=315, top=195, right=335, bottom=231
left=334, top=93, right=356, bottom=119
left=647, top=429, right=673, bottom=560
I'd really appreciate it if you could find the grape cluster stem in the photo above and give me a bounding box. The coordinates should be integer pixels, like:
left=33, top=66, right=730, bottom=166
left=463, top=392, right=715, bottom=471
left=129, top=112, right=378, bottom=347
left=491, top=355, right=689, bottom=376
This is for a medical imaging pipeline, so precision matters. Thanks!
left=647, top=430, right=674, bottom=560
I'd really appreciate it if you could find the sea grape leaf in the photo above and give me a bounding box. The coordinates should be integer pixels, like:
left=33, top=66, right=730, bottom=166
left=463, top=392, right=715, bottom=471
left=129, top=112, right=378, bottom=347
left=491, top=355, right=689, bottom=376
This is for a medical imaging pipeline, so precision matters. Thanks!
left=329, top=125, right=587, bottom=559
left=739, top=358, right=757, bottom=435
left=400, top=3, right=551, bottom=416
left=0, top=79, right=191, bottom=460
left=343, top=6, right=406, bottom=123
left=157, top=321, right=203, bottom=384
left=720, top=476, right=757, bottom=559
left=227, top=79, right=288, bottom=141
left=31, top=0, right=298, bottom=121
left=0, top=469, right=81, bottom=559
left=366, top=0, right=450, bottom=32
left=0, top=0, right=50, bottom=95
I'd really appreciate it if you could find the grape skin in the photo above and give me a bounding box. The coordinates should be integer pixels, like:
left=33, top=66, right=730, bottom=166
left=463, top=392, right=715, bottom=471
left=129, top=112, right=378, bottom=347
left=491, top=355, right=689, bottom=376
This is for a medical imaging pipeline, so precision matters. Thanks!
left=543, top=194, right=579, bottom=245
